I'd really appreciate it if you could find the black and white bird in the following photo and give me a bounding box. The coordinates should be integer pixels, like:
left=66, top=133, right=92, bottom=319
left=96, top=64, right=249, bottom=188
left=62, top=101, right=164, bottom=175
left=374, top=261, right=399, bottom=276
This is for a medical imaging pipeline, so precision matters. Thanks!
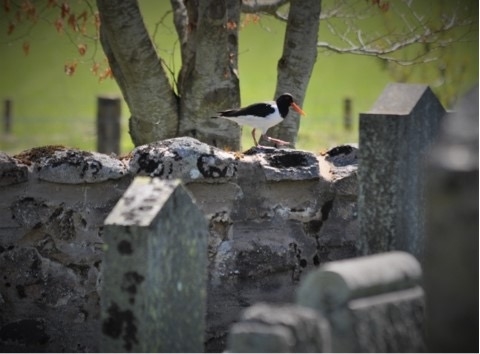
left=214, top=93, right=306, bottom=147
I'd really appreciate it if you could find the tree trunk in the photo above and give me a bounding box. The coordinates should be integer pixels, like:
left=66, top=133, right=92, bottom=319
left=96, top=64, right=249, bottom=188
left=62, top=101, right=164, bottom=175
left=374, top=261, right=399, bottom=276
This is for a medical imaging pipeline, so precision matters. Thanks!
left=266, top=0, right=321, bottom=147
left=178, top=0, right=242, bottom=150
left=97, top=0, right=316, bottom=150
left=97, top=0, right=179, bottom=146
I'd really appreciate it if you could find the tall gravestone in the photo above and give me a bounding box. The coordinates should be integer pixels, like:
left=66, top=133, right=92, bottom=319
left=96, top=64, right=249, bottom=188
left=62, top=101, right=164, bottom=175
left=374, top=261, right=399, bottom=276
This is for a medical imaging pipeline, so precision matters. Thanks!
left=424, top=85, right=479, bottom=352
left=101, top=177, right=208, bottom=352
left=358, top=83, right=445, bottom=259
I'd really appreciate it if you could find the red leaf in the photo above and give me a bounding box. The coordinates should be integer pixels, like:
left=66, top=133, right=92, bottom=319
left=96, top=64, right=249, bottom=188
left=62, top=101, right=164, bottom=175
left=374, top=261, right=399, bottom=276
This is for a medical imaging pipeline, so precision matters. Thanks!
left=90, top=61, right=100, bottom=76
left=54, top=18, right=63, bottom=33
left=77, top=43, right=87, bottom=56
left=226, top=20, right=237, bottom=30
left=3, top=0, right=11, bottom=12
left=61, top=2, right=69, bottom=19
left=68, top=13, right=77, bottom=31
left=94, top=11, right=100, bottom=33
left=64, top=61, right=77, bottom=76
left=7, top=22, right=15, bottom=35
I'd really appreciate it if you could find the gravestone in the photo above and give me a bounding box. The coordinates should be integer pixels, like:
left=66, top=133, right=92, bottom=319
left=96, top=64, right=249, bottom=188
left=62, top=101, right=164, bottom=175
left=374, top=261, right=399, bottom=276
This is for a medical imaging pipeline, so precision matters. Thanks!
left=297, top=251, right=425, bottom=352
left=424, top=85, right=479, bottom=352
left=227, top=303, right=331, bottom=353
left=358, top=83, right=445, bottom=259
left=101, top=177, right=208, bottom=352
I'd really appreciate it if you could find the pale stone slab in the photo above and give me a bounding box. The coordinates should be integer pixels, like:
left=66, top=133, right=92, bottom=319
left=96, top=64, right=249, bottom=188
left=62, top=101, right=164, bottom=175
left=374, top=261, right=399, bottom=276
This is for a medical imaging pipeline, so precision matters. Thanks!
left=101, top=177, right=208, bottom=353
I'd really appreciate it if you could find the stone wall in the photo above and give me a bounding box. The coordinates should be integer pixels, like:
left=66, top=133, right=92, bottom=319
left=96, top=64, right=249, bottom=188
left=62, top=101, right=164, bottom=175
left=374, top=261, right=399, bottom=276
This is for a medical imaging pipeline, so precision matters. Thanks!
left=0, top=137, right=358, bottom=352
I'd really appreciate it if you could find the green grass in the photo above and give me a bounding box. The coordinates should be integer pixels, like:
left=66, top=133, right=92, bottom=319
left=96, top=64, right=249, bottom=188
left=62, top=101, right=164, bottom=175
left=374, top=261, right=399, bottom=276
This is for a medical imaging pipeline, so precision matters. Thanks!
left=0, top=2, right=477, bottom=155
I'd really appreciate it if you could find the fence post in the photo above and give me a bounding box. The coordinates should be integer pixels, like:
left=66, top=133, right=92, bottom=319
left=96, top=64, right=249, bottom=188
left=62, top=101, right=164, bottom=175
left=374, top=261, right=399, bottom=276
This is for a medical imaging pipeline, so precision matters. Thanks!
left=357, top=83, right=445, bottom=259
left=3, top=98, right=12, bottom=134
left=343, top=97, right=352, bottom=131
left=101, top=177, right=208, bottom=353
left=97, top=95, right=121, bottom=154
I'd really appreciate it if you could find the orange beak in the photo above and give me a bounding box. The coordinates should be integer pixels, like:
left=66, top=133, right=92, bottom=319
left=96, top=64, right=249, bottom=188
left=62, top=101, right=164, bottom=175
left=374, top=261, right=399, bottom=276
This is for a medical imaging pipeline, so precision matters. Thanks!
left=291, top=102, right=306, bottom=116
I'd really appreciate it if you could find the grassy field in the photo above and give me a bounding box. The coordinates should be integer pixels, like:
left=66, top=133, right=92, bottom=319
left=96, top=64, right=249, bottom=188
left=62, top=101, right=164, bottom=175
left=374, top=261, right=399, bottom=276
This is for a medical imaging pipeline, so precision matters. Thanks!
left=0, top=1, right=477, bottom=155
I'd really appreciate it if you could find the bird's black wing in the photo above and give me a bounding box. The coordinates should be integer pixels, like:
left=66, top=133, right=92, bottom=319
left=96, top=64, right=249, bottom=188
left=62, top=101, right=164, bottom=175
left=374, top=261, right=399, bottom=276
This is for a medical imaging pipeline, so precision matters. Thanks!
left=218, top=103, right=275, bottom=118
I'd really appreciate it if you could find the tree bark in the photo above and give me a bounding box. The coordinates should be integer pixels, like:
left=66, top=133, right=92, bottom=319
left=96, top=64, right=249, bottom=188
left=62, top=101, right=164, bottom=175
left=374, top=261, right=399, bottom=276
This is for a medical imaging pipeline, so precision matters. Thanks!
left=178, top=0, right=242, bottom=150
left=97, top=0, right=179, bottom=146
left=266, top=0, right=321, bottom=147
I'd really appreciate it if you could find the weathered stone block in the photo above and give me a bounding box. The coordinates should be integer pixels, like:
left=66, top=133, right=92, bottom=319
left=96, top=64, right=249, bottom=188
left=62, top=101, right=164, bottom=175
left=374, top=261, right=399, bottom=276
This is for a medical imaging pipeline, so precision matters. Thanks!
left=14, top=145, right=127, bottom=184
left=243, top=146, right=320, bottom=181
left=297, top=251, right=424, bottom=352
left=358, top=83, right=446, bottom=259
left=128, top=137, right=237, bottom=182
left=0, top=152, right=28, bottom=186
left=101, top=177, right=208, bottom=353
left=228, top=303, right=331, bottom=353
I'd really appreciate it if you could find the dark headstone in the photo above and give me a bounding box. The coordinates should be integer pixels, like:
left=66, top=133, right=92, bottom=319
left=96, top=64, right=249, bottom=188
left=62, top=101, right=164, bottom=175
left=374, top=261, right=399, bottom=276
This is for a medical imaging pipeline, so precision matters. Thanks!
left=424, top=84, right=479, bottom=352
left=358, top=83, right=446, bottom=259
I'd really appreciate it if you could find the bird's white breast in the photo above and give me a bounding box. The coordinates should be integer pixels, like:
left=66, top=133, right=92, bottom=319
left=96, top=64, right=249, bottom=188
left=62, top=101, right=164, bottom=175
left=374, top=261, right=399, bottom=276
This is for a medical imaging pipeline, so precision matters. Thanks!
left=222, top=107, right=283, bottom=135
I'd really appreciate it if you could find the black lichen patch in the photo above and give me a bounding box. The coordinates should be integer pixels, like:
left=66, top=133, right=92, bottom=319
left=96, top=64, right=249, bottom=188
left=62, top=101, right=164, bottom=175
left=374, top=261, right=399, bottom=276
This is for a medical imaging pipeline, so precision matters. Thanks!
left=197, top=154, right=233, bottom=178
left=243, top=146, right=270, bottom=155
left=16, top=284, right=26, bottom=298
left=325, top=145, right=354, bottom=157
left=121, top=271, right=145, bottom=305
left=304, top=219, right=323, bottom=234
left=102, top=302, right=138, bottom=351
left=19, top=148, right=98, bottom=177
left=0, top=319, right=50, bottom=347
left=323, top=144, right=358, bottom=167
left=266, top=152, right=310, bottom=168
left=117, top=240, right=133, bottom=255
left=136, top=151, right=164, bottom=175
left=288, top=242, right=304, bottom=282
left=321, top=200, right=334, bottom=221
left=81, top=158, right=103, bottom=178
left=49, top=150, right=94, bottom=170
left=134, top=150, right=175, bottom=178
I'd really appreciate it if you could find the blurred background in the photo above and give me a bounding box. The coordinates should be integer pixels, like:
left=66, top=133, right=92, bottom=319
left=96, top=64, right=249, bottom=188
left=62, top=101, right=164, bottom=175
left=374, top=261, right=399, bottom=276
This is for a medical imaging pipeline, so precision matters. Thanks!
left=0, top=0, right=478, bottom=155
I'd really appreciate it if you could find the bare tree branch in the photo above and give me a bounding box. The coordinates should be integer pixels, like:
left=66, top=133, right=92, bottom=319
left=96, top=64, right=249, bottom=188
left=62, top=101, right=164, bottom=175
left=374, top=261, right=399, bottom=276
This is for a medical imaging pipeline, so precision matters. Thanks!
left=315, top=0, right=478, bottom=65
left=241, top=0, right=290, bottom=14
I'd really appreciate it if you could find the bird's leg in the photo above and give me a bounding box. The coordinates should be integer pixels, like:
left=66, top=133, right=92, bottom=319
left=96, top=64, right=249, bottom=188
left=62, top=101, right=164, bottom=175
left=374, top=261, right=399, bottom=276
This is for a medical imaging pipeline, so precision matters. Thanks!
left=263, top=135, right=291, bottom=146
left=251, top=128, right=259, bottom=146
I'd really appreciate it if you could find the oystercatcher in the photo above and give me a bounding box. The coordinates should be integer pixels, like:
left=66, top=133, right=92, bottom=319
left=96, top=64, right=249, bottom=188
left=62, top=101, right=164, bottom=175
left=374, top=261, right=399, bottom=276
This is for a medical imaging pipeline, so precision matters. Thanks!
left=214, top=93, right=306, bottom=147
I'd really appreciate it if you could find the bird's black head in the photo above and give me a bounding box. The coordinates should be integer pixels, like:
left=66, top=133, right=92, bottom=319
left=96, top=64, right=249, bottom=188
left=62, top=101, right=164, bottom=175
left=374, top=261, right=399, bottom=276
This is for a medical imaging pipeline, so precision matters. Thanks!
left=276, top=93, right=306, bottom=118
left=276, top=93, right=294, bottom=105
left=276, top=93, right=294, bottom=117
